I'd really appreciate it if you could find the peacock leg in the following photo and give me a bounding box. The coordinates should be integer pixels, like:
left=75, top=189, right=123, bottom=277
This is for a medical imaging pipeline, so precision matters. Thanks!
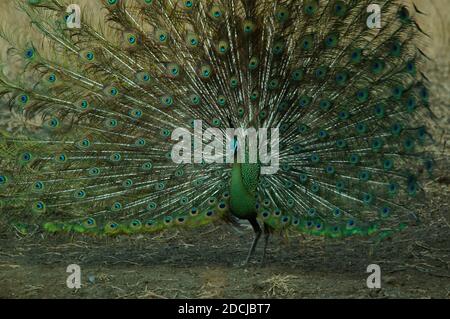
left=243, top=217, right=262, bottom=265
left=261, top=224, right=271, bottom=266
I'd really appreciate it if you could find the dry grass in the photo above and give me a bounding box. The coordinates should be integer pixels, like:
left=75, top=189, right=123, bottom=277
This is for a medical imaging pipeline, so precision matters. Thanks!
left=262, top=274, right=298, bottom=298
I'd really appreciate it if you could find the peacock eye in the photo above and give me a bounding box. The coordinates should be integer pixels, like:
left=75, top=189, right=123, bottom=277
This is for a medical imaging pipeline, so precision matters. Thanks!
left=23, top=153, right=31, bottom=161
left=48, top=118, right=58, bottom=127
left=25, top=49, right=34, bottom=59
left=20, top=95, right=29, bottom=103
left=164, top=216, right=173, bottom=223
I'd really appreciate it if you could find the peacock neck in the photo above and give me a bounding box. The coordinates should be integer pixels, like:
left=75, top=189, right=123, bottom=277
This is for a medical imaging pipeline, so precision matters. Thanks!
left=230, top=163, right=258, bottom=220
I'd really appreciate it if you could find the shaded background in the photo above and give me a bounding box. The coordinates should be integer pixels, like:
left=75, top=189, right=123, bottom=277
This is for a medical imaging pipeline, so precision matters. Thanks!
left=0, top=1, right=448, bottom=298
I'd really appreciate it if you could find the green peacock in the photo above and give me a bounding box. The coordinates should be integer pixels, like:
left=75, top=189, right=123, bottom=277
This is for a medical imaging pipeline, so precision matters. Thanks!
left=0, top=0, right=435, bottom=264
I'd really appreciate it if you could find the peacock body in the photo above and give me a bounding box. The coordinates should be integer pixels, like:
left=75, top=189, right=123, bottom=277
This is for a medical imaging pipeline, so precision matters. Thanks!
left=0, top=0, right=435, bottom=263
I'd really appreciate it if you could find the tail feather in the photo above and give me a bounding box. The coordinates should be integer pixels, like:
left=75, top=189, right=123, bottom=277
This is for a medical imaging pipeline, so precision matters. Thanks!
left=0, top=0, right=436, bottom=240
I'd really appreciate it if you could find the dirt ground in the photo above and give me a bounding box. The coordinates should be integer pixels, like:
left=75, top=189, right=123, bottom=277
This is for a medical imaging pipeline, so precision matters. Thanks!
left=0, top=0, right=449, bottom=299
left=0, top=179, right=449, bottom=299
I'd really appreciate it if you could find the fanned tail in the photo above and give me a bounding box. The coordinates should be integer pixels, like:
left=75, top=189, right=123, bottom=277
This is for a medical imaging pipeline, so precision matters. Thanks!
left=0, top=0, right=436, bottom=242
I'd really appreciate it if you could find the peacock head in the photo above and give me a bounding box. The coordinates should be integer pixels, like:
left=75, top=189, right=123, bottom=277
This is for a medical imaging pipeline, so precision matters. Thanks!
left=230, top=135, right=239, bottom=162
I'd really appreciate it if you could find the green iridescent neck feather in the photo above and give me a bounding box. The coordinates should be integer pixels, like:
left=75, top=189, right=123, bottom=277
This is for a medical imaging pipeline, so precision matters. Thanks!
left=230, top=162, right=260, bottom=220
